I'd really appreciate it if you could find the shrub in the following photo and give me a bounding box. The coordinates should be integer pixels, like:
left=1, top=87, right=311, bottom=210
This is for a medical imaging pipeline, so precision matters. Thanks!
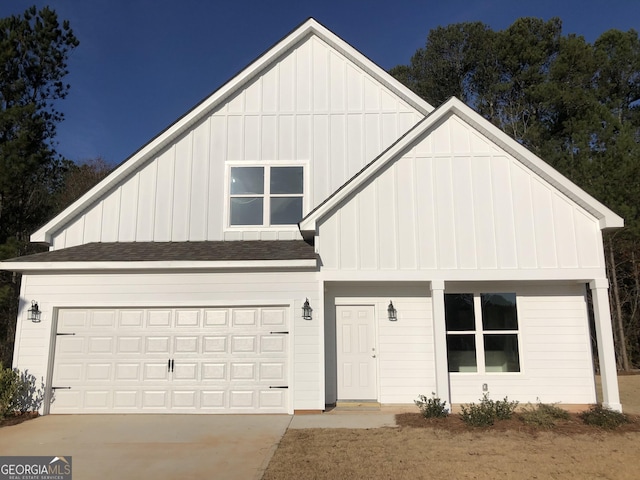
left=460, top=393, right=519, bottom=427
left=0, top=365, right=22, bottom=419
left=415, top=393, right=448, bottom=418
left=579, top=404, right=629, bottom=429
left=520, top=402, right=570, bottom=428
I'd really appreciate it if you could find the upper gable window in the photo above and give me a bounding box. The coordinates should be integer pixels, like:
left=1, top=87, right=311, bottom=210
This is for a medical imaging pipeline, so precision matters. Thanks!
left=229, top=166, right=303, bottom=226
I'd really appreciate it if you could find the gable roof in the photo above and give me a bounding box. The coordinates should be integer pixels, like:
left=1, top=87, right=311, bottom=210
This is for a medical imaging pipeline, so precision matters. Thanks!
left=298, top=97, right=624, bottom=238
left=2, top=240, right=317, bottom=272
left=31, top=18, right=434, bottom=245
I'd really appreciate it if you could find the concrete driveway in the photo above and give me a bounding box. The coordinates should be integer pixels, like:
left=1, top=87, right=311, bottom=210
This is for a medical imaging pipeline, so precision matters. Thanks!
left=0, top=414, right=292, bottom=480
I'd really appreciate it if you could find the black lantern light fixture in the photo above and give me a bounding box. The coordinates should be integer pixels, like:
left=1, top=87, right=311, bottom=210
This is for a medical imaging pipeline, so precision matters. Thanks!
left=28, top=300, right=41, bottom=323
left=302, top=298, right=313, bottom=320
left=387, top=300, right=397, bottom=321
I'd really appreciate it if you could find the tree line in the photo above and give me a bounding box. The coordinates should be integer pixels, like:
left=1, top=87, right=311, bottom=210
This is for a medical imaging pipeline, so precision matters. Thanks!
left=391, top=17, right=640, bottom=370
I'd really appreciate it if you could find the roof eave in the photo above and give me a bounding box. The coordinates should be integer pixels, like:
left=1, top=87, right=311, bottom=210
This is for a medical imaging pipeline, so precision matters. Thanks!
left=0, top=259, right=318, bottom=273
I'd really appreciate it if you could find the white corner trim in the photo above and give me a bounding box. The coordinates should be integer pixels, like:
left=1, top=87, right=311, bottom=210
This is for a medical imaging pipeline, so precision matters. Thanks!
left=0, top=259, right=317, bottom=273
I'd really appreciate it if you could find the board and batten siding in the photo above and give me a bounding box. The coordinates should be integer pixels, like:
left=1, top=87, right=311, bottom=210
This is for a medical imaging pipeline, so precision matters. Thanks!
left=448, top=283, right=596, bottom=405
left=13, top=271, right=322, bottom=412
left=324, top=283, right=435, bottom=404
left=317, top=115, right=605, bottom=275
left=50, top=35, right=423, bottom=250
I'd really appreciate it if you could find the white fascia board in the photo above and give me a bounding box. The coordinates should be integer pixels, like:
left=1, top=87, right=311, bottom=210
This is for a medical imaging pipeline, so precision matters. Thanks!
left=0, top=259, right=317, bottom=273
left=300, top=97, right=624, bottom=234
left=31, top=18, right=433, bottom=245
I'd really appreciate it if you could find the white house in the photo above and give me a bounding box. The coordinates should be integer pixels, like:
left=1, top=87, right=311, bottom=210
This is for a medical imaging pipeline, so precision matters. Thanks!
left=1, top=19, right=624, bottom=415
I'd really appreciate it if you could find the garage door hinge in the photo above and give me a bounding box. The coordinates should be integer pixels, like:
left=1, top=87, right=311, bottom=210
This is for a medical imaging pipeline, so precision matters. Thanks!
left=56, top=333, right=76, bottom=336
left=52, top=386, right=71, bottom=390
left=269, top=331, right=289, bottom=334
left=269, top=386, right=289, bottom=389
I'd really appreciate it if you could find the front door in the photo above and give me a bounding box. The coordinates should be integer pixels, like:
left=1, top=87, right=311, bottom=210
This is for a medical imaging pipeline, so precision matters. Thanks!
left=336, top=305, right=377, bottom=400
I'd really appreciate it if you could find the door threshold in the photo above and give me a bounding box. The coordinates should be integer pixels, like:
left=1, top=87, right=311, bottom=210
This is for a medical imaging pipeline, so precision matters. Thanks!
left=333, top=400, right=381, bottom=411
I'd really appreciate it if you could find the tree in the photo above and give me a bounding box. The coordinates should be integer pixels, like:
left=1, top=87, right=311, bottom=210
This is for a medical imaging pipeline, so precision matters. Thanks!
left=0, top=6, right=79, bottom=366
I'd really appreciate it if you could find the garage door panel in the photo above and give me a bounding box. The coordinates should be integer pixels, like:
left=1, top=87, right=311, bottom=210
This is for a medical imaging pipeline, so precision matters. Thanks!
left=51, top=307, right=290, bottom=414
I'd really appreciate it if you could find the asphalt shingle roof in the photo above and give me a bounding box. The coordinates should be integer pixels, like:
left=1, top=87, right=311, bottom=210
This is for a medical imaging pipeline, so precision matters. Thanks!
left=4, top=241, right=317, bottom=263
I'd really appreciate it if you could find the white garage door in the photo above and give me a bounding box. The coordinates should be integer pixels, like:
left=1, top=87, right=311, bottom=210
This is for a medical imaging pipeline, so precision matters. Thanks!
left=50, top=307, right=289, bottom=414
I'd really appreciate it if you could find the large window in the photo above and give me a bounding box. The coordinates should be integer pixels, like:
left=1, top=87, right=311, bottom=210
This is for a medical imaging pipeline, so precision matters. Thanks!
left=229, top=166, right=303, bottom=226
left=445, top=292, right=520, bottom=373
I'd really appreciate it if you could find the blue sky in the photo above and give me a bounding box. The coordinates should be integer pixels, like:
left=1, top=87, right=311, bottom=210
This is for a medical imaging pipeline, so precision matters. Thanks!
left=1, top=0, right=639, bottom=166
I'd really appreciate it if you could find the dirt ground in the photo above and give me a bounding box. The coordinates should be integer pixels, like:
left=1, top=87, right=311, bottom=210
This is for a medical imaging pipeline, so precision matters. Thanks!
left=264, top=374, right=640, bottom=480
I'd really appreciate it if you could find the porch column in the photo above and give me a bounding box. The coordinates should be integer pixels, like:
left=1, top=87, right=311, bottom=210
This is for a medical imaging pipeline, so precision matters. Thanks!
left=589, top=279, right=622, bottom=412
left=431, top=280, right=451, bottom=406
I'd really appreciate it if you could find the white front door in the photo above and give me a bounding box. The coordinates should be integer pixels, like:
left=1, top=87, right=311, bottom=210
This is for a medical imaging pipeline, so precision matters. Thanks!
left=336, top=305, right=377, bottom=400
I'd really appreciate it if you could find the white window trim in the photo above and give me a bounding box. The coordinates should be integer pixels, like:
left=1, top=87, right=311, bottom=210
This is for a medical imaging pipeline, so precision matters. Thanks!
left=446, top=292, right=523, bottom=375
left=224, top=161, right=310, bottom=231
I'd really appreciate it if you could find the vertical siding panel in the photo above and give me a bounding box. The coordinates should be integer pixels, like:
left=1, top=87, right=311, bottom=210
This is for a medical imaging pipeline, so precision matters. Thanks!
left=339, top=200, right=358, bottom=269
left=531, top=178, right=558, bottom=268
left=434, top=158, right=456, bottom=269
left=261, top=115, right=277, bottom=160
left=279, top=53, right=295, bottom=112
left=312, top=37, right=329, bottom=111
left=329, top=51, right=345, bottom=111
left=377, top=167, right=397, bottom=269
left=450, top=117, right=471, bottom=154
left=452, top=156, right=477, bottom=269
left=319, top=216, right=339, bottom=269
left=118, top=173, right=139, bottom=242
left=172, top=136, right=192, bottom=241
left=64, top=215, right=84, bottom=247
left=279, top=115, right=295, bottom=160
left=261, top=67, right=278, bottom=113
left=296, top=41, right=311, bottom=112
left=491, top=156, right=518, bottom=268
left=154, top=149, right=174, bottom=241
left=364, top=114, right=380, bottom=161
left=189, top=121, right=210, bottom=241
left=380, top=113, right=397, bottom=153
left=136, top=161, right=157, bottom=241
left=312, top=115, right=329, bottom=204
left=574, top=210, right=601, bottom=268
left=208, top=116, right=225, bottom=239
left=363, top=76, right=380, bottom=111
left=511, top=163, right=537, bottom=268
left=226, top=116, right=243, bottom=161
left=415, top=156, right=437, bottom=269
left=553, top=195, right=579, bottom=268
left=358, top=183, right=377, bottom=269
left=471, top=157, right=498, bottom=269
left=346, top=64, right=362, bottom=111
left=346, top=114, right=363, bottom=177
left=244, top=115, right=260, bottom=160
left=330, top=115, right=346, bottom=191
left=244, top=79, right=261, bottom=113
left=296, top=115, right=311, bottom=161
left=83, top=202, right=103, bottom=244
left=396, top=157, right=417, bottom=269
left=100, top=187, right=121, bottom=242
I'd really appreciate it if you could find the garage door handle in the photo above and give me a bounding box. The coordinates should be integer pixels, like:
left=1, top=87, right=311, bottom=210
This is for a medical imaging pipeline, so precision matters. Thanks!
left=269, top=386, right=288, bottom=389
left=52, top=386, right=71, bottom=390
left=269, top=331, right=289, bottom=334
left=56, top=333, right=76, bottom=336
left=167, top=359, right=175, bottom=372
left=170, top=359, right=174, bottom=372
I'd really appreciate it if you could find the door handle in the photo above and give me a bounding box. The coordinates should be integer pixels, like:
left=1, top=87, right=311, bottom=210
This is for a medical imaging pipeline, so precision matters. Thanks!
left=170, top=359, right=174, bottom=372
left=372, top=354, right=376, bottom=358
left=168, top=359, right=171, bottom=372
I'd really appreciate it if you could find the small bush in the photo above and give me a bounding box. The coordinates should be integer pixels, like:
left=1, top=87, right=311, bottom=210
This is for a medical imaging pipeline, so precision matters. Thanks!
left=0, top=365, right=22, bottom=419
left=415, top=393, right=448, bottom=418
left=460, top=393, right=519, bottom=427
left=520, top=402, right=570, bottom=428
left=579, top=404, right=629, bottom=429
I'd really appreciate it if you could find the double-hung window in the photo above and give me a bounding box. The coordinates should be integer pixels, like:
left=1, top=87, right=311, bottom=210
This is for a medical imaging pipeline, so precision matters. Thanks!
left=229, top=166, right=303, bottom=226
left=445, top=292, right=520, bottom=373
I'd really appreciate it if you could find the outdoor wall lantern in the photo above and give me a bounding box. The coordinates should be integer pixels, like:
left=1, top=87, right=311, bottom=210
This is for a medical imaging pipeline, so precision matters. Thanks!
left=302, top=298, right=313, bottom=320
left=387, top=301, right=397, bottom=321
left=28, top=300, right=41, bottom=323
